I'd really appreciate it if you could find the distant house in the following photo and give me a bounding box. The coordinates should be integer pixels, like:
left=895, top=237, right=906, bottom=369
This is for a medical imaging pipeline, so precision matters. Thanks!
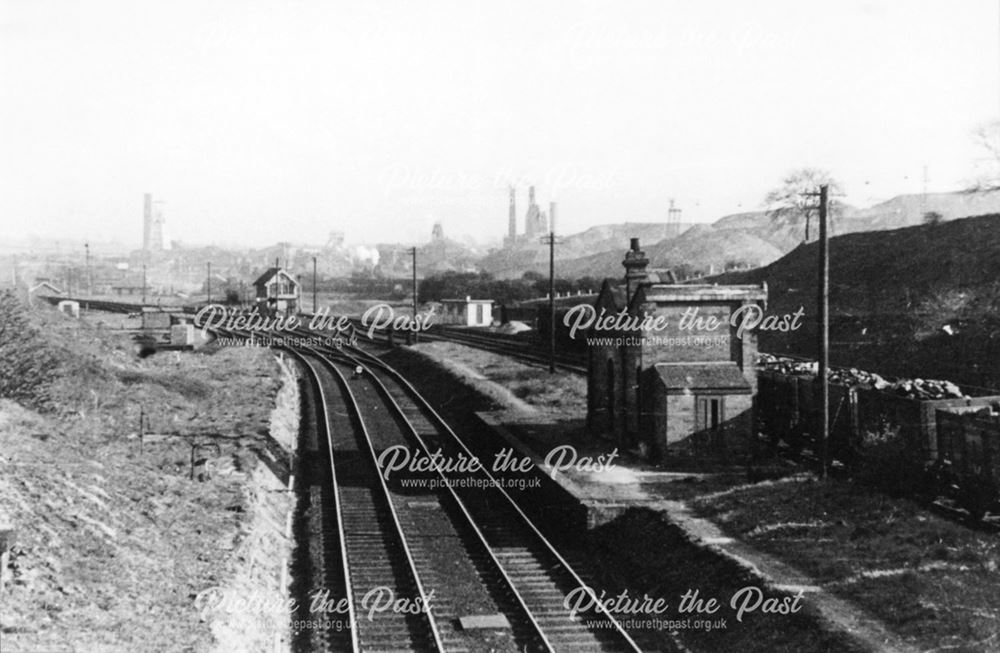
left=252, top=267, right=300, bottom=315
left=29, top=281, right=63, bottom=297
left=440, top=297, right=494, bottom=327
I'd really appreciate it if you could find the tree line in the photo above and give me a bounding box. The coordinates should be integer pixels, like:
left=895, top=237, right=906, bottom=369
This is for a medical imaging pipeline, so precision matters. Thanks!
left=417, top=271, right=604, bottom=304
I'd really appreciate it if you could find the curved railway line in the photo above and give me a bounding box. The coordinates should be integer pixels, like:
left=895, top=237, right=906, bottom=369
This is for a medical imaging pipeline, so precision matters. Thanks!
left=215, top=325, right=653, bottom=652
left=348, top=319, right=588, bottom=375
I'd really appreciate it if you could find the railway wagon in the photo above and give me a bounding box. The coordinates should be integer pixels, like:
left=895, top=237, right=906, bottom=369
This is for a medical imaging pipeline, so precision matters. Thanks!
left=933, top=409, right=1000, bottom=519
left=756, top=370, right=859, bottom=463
left=854, top=388, right=997, bottom=460
left=756, top=368, right=1000, bottom=468
left=535, top=306, right=588, bottom=353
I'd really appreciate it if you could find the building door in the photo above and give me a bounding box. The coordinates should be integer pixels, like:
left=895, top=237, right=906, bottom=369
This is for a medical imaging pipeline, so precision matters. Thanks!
left=696, top=396, right=724, bottom=431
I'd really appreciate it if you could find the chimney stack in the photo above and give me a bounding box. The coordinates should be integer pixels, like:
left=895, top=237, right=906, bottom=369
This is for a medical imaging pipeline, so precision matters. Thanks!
left=623, top=237, right=649, bottom=303
left=508, top=186, right=517, bottom=239
left=142, top=193, right=152, bottom=252
left=549, top=202, right=556, bottom=234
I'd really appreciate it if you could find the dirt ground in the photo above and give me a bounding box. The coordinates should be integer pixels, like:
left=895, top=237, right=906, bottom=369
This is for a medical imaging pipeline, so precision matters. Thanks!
left=0, top=304, right=295, bottom=652
left=408, top=340, right=587, bottom=415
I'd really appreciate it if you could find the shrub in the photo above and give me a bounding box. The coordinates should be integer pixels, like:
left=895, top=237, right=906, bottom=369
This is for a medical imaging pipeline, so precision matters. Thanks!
left=0, top=291, right=60, bottom=410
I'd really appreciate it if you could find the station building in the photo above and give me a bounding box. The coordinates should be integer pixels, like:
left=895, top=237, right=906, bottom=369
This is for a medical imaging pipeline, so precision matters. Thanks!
left=587, top=239, right=767, bottom=459
left=439, top=297, right=494, bottom=327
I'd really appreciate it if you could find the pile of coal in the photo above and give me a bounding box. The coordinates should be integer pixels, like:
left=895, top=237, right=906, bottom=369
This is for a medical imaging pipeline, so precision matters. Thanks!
left=886, top=378, right=964, bottom=400
left=756, top=354, right=966, bottom=399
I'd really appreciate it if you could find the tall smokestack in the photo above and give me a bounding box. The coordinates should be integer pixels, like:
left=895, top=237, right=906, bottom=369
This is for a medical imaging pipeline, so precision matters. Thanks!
left=142, top=193, right=152, bottom=251
left=508, top=186, right=517, bottom=239
left=549, top=202, right=556, bottom=234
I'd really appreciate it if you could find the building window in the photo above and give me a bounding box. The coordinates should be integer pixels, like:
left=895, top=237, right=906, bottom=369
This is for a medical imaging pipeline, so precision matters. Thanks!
left=696, top=396, right=724, bottom=431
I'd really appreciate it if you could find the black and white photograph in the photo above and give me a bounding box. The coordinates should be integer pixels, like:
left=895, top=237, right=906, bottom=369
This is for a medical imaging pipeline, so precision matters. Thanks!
left=4, top=1, right=1000, bottom=651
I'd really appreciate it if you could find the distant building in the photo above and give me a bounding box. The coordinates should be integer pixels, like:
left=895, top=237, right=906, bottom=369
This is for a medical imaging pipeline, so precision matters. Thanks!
left=523, top=185, right=548, bottom=238
left=431, top=221, right=445, bottom=241
left=440, top=297, right=494, bottom=327
left=504, top=185, right=549, bottom=247
left=507, top=186, right=517, bottom=244
left=142, top=193, right=165, bottom=253
left=587, top=238, right=767, bottom=459
left=252, top=267, right=300, bottom=316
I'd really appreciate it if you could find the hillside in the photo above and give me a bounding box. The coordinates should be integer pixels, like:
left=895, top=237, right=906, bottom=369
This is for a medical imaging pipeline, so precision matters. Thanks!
left=712, top=189, right=1000, bottom=253
left=478, top=222, right=695, bottom=278
left=555, top=224, right=783, bottom=280
left=476, top=189, right=1000, bottom=283
left=713, top=213, right=1000, bottom=388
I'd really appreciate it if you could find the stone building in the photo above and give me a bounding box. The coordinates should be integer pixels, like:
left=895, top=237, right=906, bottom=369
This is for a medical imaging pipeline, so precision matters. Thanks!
left=587, top=238, right=767, bottom=459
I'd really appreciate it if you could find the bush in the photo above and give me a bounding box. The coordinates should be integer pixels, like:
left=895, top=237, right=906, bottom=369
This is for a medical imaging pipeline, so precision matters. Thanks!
left=0, top=291, right=60, bottom=410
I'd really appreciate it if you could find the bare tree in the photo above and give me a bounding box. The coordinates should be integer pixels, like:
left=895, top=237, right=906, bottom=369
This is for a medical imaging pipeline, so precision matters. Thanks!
left=969, top=120, right=1000, bottom=191
left=764, top=168, right=845, bottom=242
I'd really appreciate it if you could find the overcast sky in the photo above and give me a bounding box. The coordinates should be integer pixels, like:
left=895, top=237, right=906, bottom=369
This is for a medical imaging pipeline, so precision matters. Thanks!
left=1, top=1, right=998, bottom=248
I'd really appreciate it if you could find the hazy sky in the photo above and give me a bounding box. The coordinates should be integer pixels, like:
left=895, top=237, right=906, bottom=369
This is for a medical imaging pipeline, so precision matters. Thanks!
left=2, top=1, right=998, bottom=248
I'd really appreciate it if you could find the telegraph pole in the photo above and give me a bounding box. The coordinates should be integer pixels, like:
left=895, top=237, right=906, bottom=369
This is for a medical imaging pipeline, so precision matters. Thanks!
left=312, top=256, right=318, bottom=314
left=818, top=185, right=830, bottom=478
left=85, top=242, right=91, bottom=295
left=410, top=247, right=418, bottom=343
left=539, top=202, right=561, bottom=373
left=410, top=247, right=418, bottom=317
left=206, top=262, right=212, bottom=304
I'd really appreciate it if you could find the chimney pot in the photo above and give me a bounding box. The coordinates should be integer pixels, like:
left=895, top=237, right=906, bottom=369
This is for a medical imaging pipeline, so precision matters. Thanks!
left=630, top=237, right=640, bottom=251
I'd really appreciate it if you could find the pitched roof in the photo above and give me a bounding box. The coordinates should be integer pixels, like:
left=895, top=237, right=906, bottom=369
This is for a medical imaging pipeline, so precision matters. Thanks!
left=654, top=362, right=752, bottom=394
left=252, top=267, right=298, bottom=287
left=594, top=278, right=627, bottom=312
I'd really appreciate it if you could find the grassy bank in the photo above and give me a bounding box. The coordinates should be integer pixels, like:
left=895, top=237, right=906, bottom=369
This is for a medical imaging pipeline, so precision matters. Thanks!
left=0, top=299, right=290, bottom=652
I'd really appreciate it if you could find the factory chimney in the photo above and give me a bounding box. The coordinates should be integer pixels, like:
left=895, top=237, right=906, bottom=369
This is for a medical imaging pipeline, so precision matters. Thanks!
left=508, top=187, right=517, bottom=240
left=142, top=193, right=153, bottom=251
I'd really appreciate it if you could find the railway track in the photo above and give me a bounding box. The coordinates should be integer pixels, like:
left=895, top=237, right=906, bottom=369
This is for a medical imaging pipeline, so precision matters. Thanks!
left=323, top=341, right=650, bottom=651
left=295, top=351, right=445, bottom=651
left=218, top=325, right=651, bottom=652
left=348, top=319, right=588, bottom=375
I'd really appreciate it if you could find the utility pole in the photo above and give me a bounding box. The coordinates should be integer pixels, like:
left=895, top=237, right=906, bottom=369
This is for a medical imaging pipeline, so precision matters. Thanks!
left=818, top=185, right=830, bottom=479
left=411, top=247, right=418, bottom=317
left=312, top=256, right=318, bottom=314
left=410, top=247, right=418, bottom=344
left=802, top=184, right=830, bottom=478
left=207, top=262, right=212, bottom=304
left=539, top=202, right=562, bottom=373
left=85, top=242, right=91, bottom=296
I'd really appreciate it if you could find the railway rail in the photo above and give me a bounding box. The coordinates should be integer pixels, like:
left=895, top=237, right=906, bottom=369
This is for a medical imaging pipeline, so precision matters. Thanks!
left=347, top=318, right=588, bottom=375
left=218, top=326, right=650, bottom=652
